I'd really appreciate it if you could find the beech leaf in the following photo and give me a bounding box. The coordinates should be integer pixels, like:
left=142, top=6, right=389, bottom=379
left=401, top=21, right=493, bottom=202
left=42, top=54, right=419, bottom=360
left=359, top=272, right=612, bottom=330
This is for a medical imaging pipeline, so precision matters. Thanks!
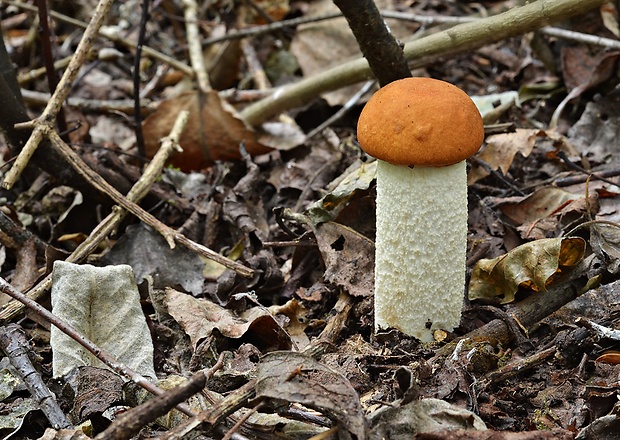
left=143, top=90, right=271, bottom=171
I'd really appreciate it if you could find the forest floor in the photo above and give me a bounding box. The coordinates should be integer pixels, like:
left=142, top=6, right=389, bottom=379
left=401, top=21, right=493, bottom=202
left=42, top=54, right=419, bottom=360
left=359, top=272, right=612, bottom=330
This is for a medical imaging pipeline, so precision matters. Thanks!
left=0, top=0, right=620, bottom=439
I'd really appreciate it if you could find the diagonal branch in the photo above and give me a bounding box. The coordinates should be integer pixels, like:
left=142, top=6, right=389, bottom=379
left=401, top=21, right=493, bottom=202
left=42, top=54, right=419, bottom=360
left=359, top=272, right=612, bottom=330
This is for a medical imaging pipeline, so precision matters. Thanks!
left=240, top=0, right=610, bottom=126
left=2, top=0, right=115, bottom=189
left=44, top=127, right=254, bottom=278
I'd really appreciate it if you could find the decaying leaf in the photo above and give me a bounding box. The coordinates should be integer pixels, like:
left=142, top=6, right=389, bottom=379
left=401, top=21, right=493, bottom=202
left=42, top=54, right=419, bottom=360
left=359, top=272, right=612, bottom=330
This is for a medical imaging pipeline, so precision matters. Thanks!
left=368, top=398, right=487, bottom=438
left=568, top=86, right=620, bottom=165
left=590, top=222, right=620, bottom=274
left=50, top=261, right=156, bottom=379
left=68, top=367, right=123, bottom=423
left=255, top=351, right=367, bottom=439
left=306, top=160, right=377, bottom=224
left=143, top=90, right=272, bottom=171
left=468, top=237, right=586, bottom=303
left=500, top=187, right=582, bottom=225
left=165, top=288, right=292, bottom=351
left=497, top=186, right=596, bottom=240
left=313, top=221, right=374, bottom=297
left=102, top=224, right=205, bottom=295
left=468, top=128, right=539, bottom=185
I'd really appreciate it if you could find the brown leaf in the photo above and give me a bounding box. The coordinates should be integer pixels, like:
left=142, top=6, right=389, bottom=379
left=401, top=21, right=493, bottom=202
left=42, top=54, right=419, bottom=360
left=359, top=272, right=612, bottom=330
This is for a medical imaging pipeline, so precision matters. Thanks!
left=468, top=237, right=586, bottom=304
left=595, top=351, right=620, bottom=365
left=497, top=186, right=596, bottom=240
left=468, top=128, right=538, bottom=184
left=143, top=90, right=272, bottom=171
left=561, top=46, right=620, bottom=93
left=165, top=288, right=291, bottom=351
left=313, top=221, right=375, bottom=297
left=500, top=187, right=581, bottom=225
left=590, top=223, right=620, bottom=274
left=255, top=351, right=367, bottom=439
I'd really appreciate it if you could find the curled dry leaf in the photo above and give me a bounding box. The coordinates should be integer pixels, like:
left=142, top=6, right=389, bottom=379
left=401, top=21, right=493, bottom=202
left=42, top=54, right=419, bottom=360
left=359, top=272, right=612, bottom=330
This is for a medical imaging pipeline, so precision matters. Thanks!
left=313, top=221, right=375, bottom=297
left=306, top=160, right=377, bottom=224
left=255, top=351, right=367, bottom=439
left=497, top=186, right=597, bottom=240
left=590, top=223, right=620, bottom=274
left=165, top=288, right=292, bottom=351
left=143, top=90, right=272, bottom=171
left=468, top=128, right=539, bottom=185
left=468, top=237, right=586, bottom=304
left=596, top=351, right=620, bottom=364
left=568, top=87, right=620, bottom=164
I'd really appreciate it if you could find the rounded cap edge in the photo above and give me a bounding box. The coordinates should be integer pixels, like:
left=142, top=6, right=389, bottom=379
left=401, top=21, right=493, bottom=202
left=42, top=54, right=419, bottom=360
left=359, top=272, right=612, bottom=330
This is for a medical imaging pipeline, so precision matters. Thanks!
left=357, top=77, right=484, bottom=167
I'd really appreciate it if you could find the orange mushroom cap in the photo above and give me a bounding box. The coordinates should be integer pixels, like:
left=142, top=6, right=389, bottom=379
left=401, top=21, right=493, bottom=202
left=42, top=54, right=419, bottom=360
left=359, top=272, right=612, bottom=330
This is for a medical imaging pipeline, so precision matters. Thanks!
left=357, top=77, right=484, bottom=167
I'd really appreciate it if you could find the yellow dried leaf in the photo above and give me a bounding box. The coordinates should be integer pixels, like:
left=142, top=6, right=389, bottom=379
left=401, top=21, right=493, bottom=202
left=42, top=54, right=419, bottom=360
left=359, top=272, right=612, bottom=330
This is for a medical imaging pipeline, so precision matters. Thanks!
left=468, top=237, right=586, bottom=304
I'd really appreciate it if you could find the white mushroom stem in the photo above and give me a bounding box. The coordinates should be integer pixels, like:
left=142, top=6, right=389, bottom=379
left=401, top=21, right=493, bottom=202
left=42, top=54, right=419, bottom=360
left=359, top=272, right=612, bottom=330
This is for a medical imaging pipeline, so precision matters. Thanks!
left=374, top=159, right=467, bottom=342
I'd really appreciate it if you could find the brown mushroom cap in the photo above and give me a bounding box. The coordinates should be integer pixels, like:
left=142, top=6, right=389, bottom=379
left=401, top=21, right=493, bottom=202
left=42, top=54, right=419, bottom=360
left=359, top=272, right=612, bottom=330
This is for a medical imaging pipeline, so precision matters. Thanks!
left=357, top=77, right=484, bottom=167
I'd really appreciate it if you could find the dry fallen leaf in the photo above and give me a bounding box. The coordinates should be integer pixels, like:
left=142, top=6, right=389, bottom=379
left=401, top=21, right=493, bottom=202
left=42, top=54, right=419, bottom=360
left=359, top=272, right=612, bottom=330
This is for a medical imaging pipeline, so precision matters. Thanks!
left=499, top=187, right=582, bottom=225
left=165, top=288, right=292, bottom=351
left=50, top=261, right=156, bottom=379
left=497, top=186, right=596, bottom=240
left=590, top=222, right=620, bottom=274
left=468, top=128, right=539, bottom=185
left=468, top=237, right=586, bottom=304
left=143, top=90, right=272, bottom=171
left=255, top=351, right=367, bottom=439
left=596, top=351, right=620, bottom=364
left=313, top=221, right=374, bottom=297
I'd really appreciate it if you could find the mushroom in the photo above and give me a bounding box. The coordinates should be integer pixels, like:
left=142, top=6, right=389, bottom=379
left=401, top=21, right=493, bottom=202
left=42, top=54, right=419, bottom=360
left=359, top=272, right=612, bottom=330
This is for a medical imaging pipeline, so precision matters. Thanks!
left=356, top=77, right=484, bottom=341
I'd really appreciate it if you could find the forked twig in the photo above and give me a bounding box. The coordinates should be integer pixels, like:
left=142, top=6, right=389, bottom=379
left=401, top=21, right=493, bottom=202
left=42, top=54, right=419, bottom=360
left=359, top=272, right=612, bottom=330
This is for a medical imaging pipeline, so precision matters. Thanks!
left=2, top=0, right=115, bottom=189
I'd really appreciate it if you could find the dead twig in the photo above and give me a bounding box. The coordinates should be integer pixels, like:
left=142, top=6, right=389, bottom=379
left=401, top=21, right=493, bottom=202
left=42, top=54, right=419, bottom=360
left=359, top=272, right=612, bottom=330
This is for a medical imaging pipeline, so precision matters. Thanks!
left=182, top=0, right=212, bottom=92
left=160, top=379, right=257, bottom=439
left=2, top=0, right=114, bottom=189
left=44, top=124, right=253, bottom=276
left=0, top=324, right=72, bottom=429
left=95, top=371, right=207, bottom=440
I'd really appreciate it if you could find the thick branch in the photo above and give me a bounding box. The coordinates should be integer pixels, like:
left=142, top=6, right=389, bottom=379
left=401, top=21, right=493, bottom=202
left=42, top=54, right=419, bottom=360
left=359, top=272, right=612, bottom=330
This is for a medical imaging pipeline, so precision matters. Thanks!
left=333, top=0, right=411, bottom=86
left=241, top=0, right=609, bottom=126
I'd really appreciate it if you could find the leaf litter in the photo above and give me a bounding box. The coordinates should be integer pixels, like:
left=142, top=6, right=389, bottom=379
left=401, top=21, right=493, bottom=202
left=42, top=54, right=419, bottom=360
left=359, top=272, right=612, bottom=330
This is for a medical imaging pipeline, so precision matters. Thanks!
left=0, top=0, right=620, bottom=439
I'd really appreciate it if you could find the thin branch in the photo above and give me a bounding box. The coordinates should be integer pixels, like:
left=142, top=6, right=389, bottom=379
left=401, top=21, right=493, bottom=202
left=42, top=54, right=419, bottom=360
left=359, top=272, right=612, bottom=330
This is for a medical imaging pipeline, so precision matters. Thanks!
left=36, top=0, right=68, bottom=136
left=44, top=127, right=254, bottom=276
left=20, top=88, right=158, bottom=115
left=2, top=0, right=115, bottom=189
left=133, top=0, right=151, bottom=158
left=182, top=0, right=211, bottom=92
left=0, top=324, right=72, bottom=429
